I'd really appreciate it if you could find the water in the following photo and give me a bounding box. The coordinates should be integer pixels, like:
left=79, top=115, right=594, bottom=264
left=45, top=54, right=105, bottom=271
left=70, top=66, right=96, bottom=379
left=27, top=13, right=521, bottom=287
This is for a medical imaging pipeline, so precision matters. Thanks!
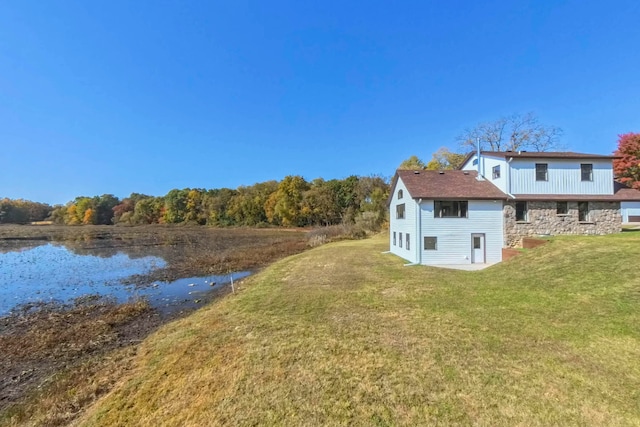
left=0, top=243, right=249, bottom=316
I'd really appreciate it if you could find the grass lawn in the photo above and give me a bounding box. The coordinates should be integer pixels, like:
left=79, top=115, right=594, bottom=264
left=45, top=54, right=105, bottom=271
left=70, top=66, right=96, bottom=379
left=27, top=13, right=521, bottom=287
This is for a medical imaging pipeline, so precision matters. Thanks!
left=75, top=231, right=640, bottom=426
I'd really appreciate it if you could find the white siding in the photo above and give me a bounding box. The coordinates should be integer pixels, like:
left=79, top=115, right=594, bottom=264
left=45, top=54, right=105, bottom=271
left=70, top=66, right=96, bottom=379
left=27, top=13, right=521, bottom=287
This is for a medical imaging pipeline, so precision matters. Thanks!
left=510, top=159, right=613, bottom=195
left=460, top=154, right=508, bottom=193
left=460, top=153, right=480, bottom=173
left=621, top=202, right=640, bottom=223
left=418, top=200, right=503, bottom=265
left=389, top=177, right=419, bottom=263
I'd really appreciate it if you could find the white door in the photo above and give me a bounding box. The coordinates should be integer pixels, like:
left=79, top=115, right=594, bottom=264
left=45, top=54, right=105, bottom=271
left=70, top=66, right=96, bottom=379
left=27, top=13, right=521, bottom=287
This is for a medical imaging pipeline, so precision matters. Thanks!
left=471, top=234, right=485, bottom=264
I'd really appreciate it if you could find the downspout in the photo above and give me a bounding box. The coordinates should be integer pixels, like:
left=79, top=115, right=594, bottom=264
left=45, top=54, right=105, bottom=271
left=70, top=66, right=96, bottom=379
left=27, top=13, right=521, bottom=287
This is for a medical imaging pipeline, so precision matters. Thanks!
left=506, top=157, right=515, bottom=198
left=416, top=198, right=422, bottom=265
left=477, top=138, right=481, bottom=176
left=504, top=157, right=516, bottom=251
left=476, top=138, right=484, bottom=179
left=404, top=198, right=423, bottom=267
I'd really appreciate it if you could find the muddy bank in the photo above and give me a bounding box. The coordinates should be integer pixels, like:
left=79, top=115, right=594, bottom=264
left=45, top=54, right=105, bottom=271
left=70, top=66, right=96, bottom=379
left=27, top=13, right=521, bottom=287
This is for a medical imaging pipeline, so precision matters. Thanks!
left=0, top=225, right=311, bottom=423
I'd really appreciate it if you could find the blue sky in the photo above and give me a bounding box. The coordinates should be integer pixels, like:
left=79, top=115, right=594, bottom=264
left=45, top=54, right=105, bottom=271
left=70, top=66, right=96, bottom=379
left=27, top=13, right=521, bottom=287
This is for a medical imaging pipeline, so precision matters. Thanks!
left=2, top=0, right=639, bottom=205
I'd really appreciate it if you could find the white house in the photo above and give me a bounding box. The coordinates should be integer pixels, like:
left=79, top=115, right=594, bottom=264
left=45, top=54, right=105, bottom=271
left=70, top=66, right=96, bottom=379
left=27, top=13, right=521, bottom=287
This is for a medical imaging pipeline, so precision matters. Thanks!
left=388, top=169, right=507, bottom=265
left=389, top=151, right=640, bottom=265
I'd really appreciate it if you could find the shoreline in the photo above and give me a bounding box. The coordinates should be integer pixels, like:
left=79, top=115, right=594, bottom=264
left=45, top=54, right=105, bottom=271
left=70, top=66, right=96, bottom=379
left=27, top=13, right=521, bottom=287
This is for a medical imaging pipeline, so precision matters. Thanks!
left=0, top=225, right=311, bottom=419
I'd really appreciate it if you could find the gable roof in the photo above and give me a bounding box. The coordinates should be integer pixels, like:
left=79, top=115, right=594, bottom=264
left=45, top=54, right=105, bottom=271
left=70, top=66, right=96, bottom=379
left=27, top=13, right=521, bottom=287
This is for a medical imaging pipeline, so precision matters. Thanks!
left=459, top=151, right=617, bottom=168
left=391, top=169, right=509, bottom=201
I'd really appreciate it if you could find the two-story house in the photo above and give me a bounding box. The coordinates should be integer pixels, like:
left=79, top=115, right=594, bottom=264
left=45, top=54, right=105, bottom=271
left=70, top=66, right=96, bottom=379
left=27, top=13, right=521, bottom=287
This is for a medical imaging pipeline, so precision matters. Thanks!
left=389, top=151, right=640, bottom=266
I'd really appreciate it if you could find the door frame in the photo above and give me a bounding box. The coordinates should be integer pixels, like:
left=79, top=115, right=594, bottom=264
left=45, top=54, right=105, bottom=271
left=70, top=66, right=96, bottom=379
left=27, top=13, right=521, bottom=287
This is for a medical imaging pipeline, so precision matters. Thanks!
left=471, top=233, right=486, bottom=264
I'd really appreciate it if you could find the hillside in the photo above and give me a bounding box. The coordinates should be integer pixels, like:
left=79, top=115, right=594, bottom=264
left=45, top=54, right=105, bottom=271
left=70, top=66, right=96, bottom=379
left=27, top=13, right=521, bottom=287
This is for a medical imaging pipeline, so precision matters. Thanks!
left=68, top=232, right=640, bottom=425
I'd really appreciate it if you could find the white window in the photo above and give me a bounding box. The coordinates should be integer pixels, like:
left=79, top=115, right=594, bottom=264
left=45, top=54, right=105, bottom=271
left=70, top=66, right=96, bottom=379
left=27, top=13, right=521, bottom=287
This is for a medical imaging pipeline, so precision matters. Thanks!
left=398, top=189, right=403, bottom=199
left=492, top=165, right=500, bottom=179
left=399, top=232, right=403, bottom=248
left=434, top=201, right=468, bottom=218
left=424, top=237, right=437, bottom=250
left=536, top=163, right=548, bottom=181
left=557, top=201, right=568, bottom=215
left=578, top=201, right=589, bottom=222
left=393, top=232, right=396, bottom=246
left=515, top=201, right=528, bottom=222
left=396, top=204, right=405, bottom=219
left=406, top=234, right=410, bottom=250
left=581, top=164, right=593, bottom=181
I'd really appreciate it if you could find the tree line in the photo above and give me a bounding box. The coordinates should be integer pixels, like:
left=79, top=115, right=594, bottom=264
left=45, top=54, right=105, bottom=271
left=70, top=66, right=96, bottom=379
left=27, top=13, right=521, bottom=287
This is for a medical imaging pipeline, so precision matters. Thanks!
left=0, top=199, right=53, bottom=224
left=5, top=115, right=637, bottom=227
left=3, top=175, right=389, bottom=229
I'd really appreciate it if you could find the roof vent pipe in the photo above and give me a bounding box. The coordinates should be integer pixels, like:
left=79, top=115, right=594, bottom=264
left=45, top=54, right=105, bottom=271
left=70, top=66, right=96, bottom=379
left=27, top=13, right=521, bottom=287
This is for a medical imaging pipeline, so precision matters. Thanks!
left=476, top=137, right=484, bottom=181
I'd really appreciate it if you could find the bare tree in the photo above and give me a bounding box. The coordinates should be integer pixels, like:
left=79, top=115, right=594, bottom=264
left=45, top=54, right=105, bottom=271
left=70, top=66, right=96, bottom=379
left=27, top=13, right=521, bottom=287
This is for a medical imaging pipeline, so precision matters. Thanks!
left=457, top=112, right=563, bottom=152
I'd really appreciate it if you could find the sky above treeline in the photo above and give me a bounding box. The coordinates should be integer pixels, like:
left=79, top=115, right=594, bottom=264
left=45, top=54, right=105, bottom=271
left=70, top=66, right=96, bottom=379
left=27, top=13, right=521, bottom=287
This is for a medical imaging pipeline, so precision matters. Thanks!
left=2, top=0, right=639, bottom=205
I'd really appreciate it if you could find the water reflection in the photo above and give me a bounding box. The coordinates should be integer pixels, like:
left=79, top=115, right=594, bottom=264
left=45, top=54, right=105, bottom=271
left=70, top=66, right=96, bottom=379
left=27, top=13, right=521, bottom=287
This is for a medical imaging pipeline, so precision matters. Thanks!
left=0, top=243, right=249, bottom=316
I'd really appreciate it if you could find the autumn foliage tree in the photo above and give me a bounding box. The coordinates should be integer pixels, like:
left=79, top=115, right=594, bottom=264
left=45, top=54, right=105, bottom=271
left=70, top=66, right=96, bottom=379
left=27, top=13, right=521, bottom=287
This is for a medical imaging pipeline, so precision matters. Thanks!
left=398, top=155, right=426, bottom=170
left=24, top=175, right=390, bottom=231
left=0, top=199, right=52, bottom=224
left=613, top=132, right=640, bottom=190
left=425, top=147, right=466, bottom=170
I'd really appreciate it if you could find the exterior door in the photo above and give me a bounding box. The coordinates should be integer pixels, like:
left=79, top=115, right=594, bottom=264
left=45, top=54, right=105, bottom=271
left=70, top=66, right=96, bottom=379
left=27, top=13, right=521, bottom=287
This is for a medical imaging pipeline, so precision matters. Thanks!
left=471, top=233, right=485, bottom=264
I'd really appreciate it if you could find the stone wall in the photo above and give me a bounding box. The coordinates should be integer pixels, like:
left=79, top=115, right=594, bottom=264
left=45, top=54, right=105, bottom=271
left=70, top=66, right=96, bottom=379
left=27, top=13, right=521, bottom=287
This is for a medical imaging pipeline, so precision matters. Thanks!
left=504, top=201, right=621, bottom=247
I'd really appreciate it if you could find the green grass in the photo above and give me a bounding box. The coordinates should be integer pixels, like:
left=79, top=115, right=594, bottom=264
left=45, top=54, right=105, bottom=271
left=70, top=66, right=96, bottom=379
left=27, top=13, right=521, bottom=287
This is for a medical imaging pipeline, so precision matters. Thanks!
left=75, top=232, right=640, bottom=426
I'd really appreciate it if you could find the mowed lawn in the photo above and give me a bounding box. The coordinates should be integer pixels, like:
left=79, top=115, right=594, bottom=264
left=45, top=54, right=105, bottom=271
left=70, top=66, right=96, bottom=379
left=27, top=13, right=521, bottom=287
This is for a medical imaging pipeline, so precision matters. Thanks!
left=79, top=232, right=640, bottom=426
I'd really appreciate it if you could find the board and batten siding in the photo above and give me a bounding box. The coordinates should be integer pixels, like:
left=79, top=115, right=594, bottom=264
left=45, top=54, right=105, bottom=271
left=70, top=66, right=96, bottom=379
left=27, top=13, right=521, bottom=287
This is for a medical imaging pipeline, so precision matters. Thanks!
left=460, top=154, right=509, bottom=194
left=419, top=199, right=503, bottom=265
left=389, top=177, right=419, bottom=263
left=621, top=202, right=640, bottom=223
left=510, top=159, right=613, bottom=195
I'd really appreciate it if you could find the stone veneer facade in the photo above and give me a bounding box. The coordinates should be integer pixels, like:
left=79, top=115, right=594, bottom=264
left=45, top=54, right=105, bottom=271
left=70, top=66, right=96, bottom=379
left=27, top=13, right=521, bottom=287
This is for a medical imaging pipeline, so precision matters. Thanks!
left=503, top=201, right=621, bottom=247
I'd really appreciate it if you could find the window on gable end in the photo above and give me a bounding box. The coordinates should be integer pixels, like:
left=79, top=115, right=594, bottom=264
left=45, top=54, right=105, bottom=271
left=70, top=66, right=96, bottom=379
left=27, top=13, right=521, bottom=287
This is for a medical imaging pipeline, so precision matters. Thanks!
left=492, top=165, right=500, bottom=179
left=398, top=189, right=403, bottom=199
left=396, top=204, right=405, bottom=219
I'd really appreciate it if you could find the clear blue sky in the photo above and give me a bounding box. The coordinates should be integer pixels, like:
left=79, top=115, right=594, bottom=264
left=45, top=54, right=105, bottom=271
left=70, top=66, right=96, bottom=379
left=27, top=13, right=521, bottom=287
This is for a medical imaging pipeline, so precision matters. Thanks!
left=2, top=1, right=639, bottom=205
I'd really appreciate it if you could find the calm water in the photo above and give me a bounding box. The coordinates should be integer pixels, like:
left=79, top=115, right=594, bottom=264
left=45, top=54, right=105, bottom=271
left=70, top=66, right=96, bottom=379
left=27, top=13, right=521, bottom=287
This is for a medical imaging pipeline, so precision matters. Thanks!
left=0, top=243, right=249, bottom=315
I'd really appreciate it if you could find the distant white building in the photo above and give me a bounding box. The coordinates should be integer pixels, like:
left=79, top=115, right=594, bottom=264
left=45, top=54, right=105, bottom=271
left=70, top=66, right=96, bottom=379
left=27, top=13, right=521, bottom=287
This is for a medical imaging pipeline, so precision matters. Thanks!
left=621, top=200, right=640, bottom=224
left=389, top=151, right=640, bottom=266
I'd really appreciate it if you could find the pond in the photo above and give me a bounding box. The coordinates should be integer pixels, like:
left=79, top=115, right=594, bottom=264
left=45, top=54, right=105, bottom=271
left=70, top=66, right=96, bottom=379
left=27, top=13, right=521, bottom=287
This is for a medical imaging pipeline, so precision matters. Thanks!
left=0, top=242, right=250, bottom=316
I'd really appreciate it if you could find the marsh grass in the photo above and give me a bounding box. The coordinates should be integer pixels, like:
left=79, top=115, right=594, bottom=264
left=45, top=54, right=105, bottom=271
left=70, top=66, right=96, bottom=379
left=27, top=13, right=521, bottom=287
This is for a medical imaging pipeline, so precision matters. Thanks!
left=20, top=231, right=640, bottom=425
